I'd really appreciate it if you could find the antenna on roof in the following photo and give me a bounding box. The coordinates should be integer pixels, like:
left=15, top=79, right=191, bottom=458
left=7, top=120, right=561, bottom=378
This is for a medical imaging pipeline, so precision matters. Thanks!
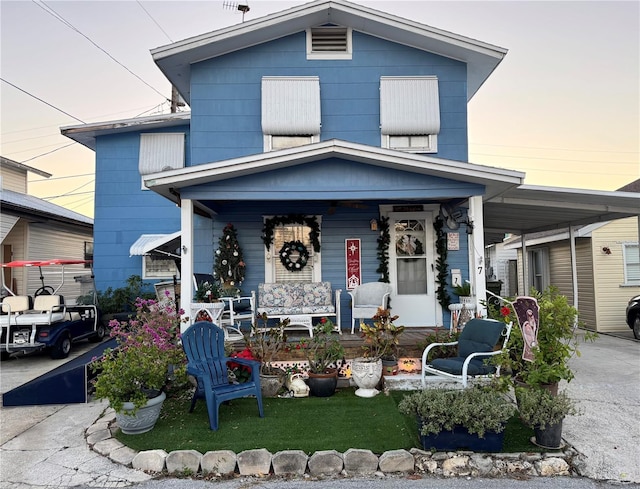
left=223, top=1, right=250, bottom=22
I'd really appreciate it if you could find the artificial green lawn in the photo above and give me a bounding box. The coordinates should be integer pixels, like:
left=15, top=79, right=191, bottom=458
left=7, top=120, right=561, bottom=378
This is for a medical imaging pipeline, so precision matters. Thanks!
left=116, top=387, right=546, bottom=454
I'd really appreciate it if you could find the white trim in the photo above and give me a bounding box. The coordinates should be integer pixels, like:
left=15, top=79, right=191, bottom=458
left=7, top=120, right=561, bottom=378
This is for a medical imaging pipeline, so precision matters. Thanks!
left=306, top=26, right=353, bottom=60
left=622, top=242, right=640, bottom=286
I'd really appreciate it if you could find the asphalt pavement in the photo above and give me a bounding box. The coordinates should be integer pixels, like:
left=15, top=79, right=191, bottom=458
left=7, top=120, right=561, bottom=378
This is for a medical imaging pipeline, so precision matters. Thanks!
left=0, top=330, right=638, bottom=488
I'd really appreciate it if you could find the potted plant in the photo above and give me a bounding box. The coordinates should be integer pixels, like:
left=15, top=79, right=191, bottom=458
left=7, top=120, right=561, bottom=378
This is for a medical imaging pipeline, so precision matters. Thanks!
left=452, top=281, right=473, bottom=306
left=90, top=293, right=187, bottom=434
left=516, top=386, right=580, bottom=449
left=352, top=308, right=404, bottom=397
left=299, top=317, right=345, bottom=397
left=398, top=386, right=515, bottom=452
left=96, top=275, right=156, bottom=327
left=490, top=286, right=597, bottom=392
left=193, top=280, right=224, bottom=322
left=245, top=312, right=289, bottom=397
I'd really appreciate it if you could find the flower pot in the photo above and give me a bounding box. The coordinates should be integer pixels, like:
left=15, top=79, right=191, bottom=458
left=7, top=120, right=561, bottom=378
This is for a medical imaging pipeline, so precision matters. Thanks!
left=260, top=371, right=285, bottom=398
left=419, top=422, right=505, bottom=452
left=381, top=357, right=399, bottom=376
left=115, top=391, right=166, bottom=435
left=533, top=419, right=564, bottom=450
left=307, top=369, right=338, bottom=397
left=351, top=357, right=382, bottom=397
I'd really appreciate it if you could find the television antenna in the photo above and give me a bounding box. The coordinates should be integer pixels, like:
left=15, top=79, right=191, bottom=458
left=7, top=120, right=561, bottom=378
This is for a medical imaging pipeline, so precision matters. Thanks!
left=223, top=1, right=250, bottom=22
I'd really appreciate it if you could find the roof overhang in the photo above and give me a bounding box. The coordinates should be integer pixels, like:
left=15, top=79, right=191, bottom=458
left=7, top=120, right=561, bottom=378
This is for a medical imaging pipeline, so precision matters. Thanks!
left=484, top=185, right=640, bottom=241
left=61, top=113, right=191, bottom=151
left=151, top=0, right=507, bottom=103
left=143, top=139, right=524, bottom=203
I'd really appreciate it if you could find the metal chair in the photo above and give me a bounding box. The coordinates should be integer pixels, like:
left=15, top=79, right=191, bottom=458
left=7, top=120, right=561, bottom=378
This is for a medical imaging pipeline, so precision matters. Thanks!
left=421, top=318, right=512, bottom=388
left=182, top=321, right=263, bottom=430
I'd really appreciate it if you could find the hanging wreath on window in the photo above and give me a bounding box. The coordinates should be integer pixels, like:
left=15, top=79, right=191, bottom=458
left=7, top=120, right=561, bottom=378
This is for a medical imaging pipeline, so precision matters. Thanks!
left=279, top=240, right=309, bottom=271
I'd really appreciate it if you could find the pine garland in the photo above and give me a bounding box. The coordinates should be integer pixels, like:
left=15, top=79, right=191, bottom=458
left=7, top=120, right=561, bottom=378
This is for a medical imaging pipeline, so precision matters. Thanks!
left=375, top=216, right=390, bottom=283
left=262, top=215, right=321, bottom=252
left=433, top=216, right=451, bottom=309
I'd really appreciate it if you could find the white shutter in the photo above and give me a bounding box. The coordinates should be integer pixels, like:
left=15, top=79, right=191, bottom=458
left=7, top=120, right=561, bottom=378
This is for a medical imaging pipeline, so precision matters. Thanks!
left=139, top=133, right=185, bottom=176
left=262, top=77, right=321, bottom=135
left=380, top=77, right=440, bottom=135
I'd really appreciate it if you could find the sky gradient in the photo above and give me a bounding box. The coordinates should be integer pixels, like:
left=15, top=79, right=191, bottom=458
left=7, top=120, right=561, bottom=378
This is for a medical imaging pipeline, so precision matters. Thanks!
left=1, top=0, right=638, bottom=218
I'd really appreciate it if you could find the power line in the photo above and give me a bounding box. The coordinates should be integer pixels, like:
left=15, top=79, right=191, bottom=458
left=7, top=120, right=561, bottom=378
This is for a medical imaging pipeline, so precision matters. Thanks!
left=470, top=142, right=638, bottom=155
left=30, top=173, right=94, bottom=182
left=34, top=0, right=167, bottom=100
left=0, top=77, right=85, bottom=123
left=136, top=1, right=173, bottom=43
left=20, top=143, right=77, bottom=164
left=40, top=179, right=94, bottom=200
left=470, top=152, right=637, bottom=165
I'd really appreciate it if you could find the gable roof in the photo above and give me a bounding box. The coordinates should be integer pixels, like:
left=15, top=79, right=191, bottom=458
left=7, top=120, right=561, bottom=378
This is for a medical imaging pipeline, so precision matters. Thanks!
left=1, top=156, right=51, bottom=178
left=151, top=0, right=507, bottom=103
left=143, top=138, right=524, bottom=203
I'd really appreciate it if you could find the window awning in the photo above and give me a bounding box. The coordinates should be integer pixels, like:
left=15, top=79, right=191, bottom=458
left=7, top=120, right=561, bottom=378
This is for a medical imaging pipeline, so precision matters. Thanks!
left=129, top=231, right=181, bottom=258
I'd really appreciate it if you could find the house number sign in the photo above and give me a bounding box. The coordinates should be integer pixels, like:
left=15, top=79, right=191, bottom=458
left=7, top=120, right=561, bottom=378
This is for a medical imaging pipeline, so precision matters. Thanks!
left=345, top=238, right=362, bottom=290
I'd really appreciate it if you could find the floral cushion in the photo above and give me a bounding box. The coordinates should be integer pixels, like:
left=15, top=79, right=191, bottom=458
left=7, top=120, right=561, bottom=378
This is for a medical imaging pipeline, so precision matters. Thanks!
left=258, top=282, right=334, bottom=315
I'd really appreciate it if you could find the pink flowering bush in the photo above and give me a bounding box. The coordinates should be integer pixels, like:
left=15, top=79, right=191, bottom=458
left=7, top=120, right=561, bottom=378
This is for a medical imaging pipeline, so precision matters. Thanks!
left=91, top=293, right=187, bottom=413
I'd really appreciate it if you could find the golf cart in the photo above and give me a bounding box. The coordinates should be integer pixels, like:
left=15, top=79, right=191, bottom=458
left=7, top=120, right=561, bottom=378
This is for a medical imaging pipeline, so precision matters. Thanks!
left=1, top=259, right=104, bottom=359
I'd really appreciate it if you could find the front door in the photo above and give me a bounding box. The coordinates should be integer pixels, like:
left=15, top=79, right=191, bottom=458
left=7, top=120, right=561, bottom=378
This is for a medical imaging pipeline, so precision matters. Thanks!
left=388, top=212, right=438, bottom=327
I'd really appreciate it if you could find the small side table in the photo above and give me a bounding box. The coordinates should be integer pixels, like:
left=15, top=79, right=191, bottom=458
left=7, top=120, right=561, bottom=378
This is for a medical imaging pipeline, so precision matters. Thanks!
left=190, top=302, right=225, bottom=324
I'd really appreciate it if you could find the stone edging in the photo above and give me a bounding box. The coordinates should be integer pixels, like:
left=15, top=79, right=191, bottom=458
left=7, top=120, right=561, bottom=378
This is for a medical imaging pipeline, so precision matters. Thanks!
left=85, top=408, right=586, bottom=479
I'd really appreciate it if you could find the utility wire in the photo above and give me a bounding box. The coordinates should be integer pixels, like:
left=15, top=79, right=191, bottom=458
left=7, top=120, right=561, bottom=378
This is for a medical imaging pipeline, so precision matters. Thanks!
left=40, top=180, right=94, bottom=200
left=30, top=173, right=94, bottom=182
left=136, top=1, right=173, bottom=42
left=0, top=77, right=85, bottom=123
left=20, top=143, right=77, bottom=164
left=33, top=0, right=167, bottom=100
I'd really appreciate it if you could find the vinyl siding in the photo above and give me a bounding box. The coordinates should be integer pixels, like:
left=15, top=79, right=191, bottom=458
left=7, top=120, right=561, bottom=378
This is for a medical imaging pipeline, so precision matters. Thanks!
left=576, top=238, right=596, bottom=330
left=2, top=220, right=28, bottom=293
left=0, top=166, right=27, bottom=193
left=592, top=218, right=640, bottom=332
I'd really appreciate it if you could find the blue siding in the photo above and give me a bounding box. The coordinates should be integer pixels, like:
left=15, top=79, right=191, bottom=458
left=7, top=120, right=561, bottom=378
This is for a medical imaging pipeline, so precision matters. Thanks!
left=93, top=129, right=187, bottom=291
left=189, top=31, right=467, bottom=165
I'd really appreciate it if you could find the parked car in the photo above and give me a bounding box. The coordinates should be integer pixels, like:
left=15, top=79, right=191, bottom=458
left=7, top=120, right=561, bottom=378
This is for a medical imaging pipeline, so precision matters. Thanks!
left=625, top=295, right=640, bottom=340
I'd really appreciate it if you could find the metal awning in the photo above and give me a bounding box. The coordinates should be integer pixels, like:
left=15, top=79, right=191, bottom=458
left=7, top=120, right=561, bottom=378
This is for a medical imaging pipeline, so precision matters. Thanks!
left=129, top=232, right=181, bottom=258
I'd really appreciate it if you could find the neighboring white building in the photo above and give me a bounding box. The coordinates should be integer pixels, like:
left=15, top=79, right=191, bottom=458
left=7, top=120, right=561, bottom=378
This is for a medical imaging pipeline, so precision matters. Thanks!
left=1, top=156, right=94, bottom=302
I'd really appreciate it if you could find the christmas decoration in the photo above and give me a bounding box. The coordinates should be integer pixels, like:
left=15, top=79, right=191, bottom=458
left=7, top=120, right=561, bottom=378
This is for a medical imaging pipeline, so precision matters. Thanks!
left=214, top=223, right=246, bottom=286
left=279, top=240, right=309, bottom=271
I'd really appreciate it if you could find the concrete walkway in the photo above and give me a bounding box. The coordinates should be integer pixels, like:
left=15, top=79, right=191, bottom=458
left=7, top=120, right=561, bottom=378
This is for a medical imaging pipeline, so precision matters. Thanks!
left=0, top=332, right=638, bottom=488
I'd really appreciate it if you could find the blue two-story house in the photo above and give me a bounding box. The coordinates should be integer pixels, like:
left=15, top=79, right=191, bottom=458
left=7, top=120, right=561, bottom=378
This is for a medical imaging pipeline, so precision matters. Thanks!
left=62, top=0, right=531, bottom=329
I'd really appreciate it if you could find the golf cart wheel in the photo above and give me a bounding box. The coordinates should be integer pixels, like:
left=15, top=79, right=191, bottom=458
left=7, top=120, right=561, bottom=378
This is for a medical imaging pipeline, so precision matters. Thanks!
left=88, top=323, right=106, bottom=343
left=50, top=334, right=71, bottom=359
left=634, top=316, right=640, bottom=340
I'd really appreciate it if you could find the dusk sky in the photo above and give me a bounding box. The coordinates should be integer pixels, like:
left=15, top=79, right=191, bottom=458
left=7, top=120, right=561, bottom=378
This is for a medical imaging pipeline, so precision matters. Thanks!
left=1, top=0, right=638, bottom=218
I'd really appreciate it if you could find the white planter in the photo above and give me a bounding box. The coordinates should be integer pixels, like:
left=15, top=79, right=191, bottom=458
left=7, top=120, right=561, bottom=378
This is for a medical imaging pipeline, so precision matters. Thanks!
left=351, top=357, right=383, bottom=398
left=115, top=391, right=166, bottom=435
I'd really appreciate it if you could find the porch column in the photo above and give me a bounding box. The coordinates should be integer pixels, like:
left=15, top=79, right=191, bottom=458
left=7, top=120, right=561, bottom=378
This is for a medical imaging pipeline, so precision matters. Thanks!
left=180, top=198, right=194, bottom=333
left=521, top=234, right=528, bottom=295
left=468, top=196, right=486, bottom=316
left=569, top=226, right=579, bottom=310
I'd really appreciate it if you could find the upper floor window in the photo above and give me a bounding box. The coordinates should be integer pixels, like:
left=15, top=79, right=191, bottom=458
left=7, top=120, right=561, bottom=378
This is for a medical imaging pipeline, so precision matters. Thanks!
left=261, top=76, right=321, bottom=151
left=623, top=243, right=640, bottom=285
left=139, top=133, right=185, bottom=189
left=306, top=25, right=352, bottom=60
left=380, top=76, right=440, bottom=153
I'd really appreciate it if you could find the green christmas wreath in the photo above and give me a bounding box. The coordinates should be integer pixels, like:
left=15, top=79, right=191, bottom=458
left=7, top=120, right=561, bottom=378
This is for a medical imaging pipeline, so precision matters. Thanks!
left=279, top=240, right=309, bottom=271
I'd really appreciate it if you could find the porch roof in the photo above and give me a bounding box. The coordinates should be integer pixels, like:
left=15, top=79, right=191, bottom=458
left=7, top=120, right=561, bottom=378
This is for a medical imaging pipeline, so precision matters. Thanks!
left=151, top=0, right=507, bottom=103
left=144, top=139, right=524, bottom=203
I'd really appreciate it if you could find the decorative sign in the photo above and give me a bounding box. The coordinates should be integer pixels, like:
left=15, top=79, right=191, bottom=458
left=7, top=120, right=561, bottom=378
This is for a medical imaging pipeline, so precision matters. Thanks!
left=513, top=296, right=540, bottom=363
left=393, top=205, right=423, bottom=212
left=447, top=232, right=460, bottom=251
left=345, top=238, right=362, bottom=290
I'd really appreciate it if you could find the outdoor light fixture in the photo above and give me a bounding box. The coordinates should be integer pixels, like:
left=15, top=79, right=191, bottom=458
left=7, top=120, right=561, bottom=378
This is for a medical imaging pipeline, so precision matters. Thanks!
left=370, top=219, right=378, bottom=231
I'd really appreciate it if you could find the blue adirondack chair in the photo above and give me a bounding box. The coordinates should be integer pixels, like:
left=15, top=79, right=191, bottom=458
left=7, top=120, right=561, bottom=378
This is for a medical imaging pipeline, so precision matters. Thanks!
left=182, top=321, right=264, bottom=430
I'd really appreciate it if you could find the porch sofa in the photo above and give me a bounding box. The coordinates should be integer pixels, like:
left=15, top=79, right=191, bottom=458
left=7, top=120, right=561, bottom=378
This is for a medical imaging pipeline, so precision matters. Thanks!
left=256, top=282, right=342, bottom=336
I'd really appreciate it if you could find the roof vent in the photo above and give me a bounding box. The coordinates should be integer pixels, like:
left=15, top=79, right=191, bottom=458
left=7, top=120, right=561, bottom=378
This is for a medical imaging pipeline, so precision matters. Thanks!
left=311, top=26, right=348, bottom=53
